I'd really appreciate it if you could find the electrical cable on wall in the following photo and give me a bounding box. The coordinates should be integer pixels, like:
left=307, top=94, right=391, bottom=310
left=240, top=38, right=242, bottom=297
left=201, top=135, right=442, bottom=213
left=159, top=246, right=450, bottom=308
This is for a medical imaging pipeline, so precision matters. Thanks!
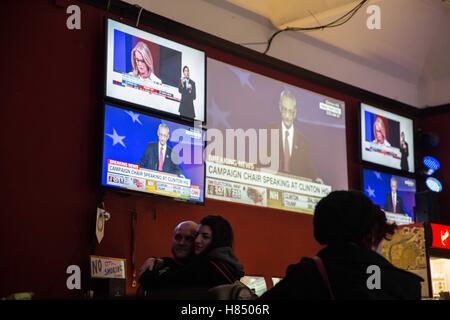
left=135, top=5, right=144, bottom=27
left=247, top=0, right=368, bottom=54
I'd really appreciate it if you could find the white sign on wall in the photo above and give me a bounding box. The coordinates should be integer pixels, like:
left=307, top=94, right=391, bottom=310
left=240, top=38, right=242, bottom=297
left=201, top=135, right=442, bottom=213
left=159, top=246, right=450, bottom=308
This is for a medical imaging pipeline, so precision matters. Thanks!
left=90, top=255, right=126, bottom=279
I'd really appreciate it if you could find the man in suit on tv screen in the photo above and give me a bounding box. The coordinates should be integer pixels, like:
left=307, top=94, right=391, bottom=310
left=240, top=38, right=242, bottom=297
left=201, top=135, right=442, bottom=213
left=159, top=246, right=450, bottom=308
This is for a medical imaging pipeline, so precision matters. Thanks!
left=138, top=123, right=182, bottom=176
left=264, top=90, right=316, bottom=180
left=384, top=177, right=405, bottom=214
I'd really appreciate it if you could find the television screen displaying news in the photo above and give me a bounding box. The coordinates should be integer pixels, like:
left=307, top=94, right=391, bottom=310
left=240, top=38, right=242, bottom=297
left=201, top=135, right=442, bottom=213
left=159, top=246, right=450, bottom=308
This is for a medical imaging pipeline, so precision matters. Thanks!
left=360, top=103, right=414, bottom=173
left=101, top=104, right=205, bottom=204
left=105, top=19, right=206, bottom=123
left=205, top=58, right=348, bottom=214
left=362, top=168, right=416, bottom=225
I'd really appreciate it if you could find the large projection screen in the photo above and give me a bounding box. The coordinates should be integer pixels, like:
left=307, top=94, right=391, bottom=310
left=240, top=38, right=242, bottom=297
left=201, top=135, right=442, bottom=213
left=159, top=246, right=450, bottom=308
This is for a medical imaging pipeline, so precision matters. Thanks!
left=205, top=58, right=348, bottom=214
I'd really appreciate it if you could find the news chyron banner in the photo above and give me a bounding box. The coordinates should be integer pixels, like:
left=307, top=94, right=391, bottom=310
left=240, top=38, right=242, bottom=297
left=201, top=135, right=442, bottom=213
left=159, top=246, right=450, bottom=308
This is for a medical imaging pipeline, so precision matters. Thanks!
left=106, top=160, right=199, bottom=200
left=206, top=156, right=331, bottom=214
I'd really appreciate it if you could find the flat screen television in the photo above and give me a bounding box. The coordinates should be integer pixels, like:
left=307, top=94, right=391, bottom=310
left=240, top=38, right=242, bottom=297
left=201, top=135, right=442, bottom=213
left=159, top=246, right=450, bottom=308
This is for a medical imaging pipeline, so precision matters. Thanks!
left=105, top=18, right=206, bottom=123
left=360, top=103, right=414, bottom=173
left=362, top=168, right=416, bottom=225
left=101, top=103, right=205, bottom=204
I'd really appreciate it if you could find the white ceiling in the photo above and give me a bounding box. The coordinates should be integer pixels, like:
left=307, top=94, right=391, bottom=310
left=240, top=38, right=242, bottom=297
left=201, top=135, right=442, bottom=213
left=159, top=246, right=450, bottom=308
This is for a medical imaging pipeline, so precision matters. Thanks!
left=124, top=0, right=450, bottom=108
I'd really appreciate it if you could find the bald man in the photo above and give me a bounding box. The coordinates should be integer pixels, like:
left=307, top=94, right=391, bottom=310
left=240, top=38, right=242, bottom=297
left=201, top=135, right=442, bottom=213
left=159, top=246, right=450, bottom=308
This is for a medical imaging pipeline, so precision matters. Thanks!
left=138, top=221, right=198, bottom=295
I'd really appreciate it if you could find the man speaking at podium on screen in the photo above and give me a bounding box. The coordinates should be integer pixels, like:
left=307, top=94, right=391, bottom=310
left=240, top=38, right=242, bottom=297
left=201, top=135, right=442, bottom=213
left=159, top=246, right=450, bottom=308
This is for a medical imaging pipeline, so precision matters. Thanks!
left=138, top=123, right=182, bottom=176
left=265, top=90, right=317, bottom=181
left=384, top=177, right=405, bottom=214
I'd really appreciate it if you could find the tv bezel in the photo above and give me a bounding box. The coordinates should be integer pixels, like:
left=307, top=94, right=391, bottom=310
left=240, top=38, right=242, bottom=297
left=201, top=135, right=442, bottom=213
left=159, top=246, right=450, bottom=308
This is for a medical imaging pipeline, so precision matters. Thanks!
left=103, top=17, right=208, bottom=125
left=99, top=102, right=207, bottom=205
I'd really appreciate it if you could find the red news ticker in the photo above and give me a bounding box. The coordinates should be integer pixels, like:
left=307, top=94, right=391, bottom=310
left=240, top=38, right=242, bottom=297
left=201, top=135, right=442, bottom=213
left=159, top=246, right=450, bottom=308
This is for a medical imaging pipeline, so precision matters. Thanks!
left=108, top=159, right=140, bottom=169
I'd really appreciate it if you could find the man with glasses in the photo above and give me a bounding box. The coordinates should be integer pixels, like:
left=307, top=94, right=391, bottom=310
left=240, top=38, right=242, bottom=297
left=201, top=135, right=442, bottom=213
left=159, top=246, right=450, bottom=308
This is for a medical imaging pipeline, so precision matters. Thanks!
left=263, top=90, right=316, bottom=180
left=138, top=123, right=182, bottom=176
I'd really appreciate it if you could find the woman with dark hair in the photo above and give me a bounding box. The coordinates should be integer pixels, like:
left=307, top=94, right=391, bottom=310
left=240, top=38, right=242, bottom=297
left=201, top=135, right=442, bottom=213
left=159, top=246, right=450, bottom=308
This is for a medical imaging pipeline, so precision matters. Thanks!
left=141, top=215, right=244, bottom=297
left=260, top=191, right=422, bottom=300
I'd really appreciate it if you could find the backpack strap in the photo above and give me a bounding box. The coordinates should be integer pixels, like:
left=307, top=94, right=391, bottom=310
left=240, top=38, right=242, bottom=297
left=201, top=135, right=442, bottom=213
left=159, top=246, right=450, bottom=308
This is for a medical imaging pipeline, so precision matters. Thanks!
left=210, top=259, right=236, bottom=284
left=312, top=256, right=335, bottom=300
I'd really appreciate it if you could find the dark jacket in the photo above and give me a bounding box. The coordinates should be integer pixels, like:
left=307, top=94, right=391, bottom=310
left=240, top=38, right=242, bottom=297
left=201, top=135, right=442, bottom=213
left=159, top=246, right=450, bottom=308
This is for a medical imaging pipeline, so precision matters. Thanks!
left=400, top=141, right=409, bottom=171
left=138, top=257, right=183, bottom=297
left=178, top=78, right=196, bottom=119
left=383, top=192, right=405, bottom=214
left=260, top=243, right=422, bottom=300
left=138, top=142, right=182, bottom=175
left=140, top=247, right=244, bottom=298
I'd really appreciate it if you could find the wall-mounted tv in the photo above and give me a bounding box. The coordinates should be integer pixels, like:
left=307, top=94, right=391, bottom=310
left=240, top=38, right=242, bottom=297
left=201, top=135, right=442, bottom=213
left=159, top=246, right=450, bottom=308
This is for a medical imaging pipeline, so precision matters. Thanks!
left=101, top=103, right=205, bottom=204
left=362, top=168, right=416, bottom=225
left=360, top=103, right=414, bottom=173
left=105, top=18, right=206, bottom=123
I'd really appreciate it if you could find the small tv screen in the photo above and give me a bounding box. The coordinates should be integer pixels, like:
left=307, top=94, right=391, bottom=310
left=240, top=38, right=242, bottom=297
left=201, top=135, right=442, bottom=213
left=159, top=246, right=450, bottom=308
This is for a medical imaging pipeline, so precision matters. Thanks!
left=360, top=103, right=414, bottom=173
left=101, top=104, right=205, bottom=204
left=362, top=168, right=416, bottom=225
left=240, top=276, right=267, bottom=297
left=105, top=19, right=206, bottom=123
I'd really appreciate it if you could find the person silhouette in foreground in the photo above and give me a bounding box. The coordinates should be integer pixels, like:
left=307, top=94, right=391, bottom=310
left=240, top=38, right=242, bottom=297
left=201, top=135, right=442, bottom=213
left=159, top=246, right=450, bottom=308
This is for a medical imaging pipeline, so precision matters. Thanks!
left=260, top=190, right=422, bottom=300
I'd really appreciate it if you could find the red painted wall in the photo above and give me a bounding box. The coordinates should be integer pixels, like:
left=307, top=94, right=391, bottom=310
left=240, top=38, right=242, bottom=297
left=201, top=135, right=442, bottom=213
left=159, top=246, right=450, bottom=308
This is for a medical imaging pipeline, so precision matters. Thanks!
left=3, top=0, right=438, bottom=299
left=0, top=0, right=106, bottom=299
